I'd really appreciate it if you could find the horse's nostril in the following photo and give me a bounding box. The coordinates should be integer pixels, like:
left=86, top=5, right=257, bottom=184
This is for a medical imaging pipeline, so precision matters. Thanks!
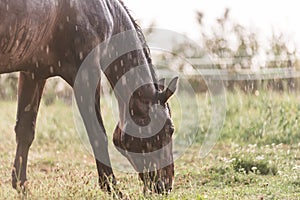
left=165, top=183, right=172, bottom=193
left=155, top=180, right=164, bottom=194
left=154, top=180, right=172, bottom=194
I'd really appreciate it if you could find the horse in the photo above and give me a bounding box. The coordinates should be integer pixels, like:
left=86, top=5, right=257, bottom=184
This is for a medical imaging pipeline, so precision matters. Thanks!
left=0, top=0, right=178, bottom=195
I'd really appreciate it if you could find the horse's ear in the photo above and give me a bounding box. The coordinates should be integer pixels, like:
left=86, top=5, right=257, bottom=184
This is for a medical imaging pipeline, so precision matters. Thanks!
left=158, top=78, right=166, bottom=91
left=162, top=77, right=178, bottom=103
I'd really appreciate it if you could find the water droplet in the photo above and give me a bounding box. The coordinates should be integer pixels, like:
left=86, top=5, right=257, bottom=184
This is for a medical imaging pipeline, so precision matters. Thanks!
left=79, top=52, right=83, bottom=60
left=59, top=24, right=64, bottom=30
left=70, top=0, right=75, bottom=7
left=24, top=104, right=32, bottom=112
left=94, top=141, right=99, bottom=147
left=50, top=66, right=54, bottom=73
left=122, top=77, right=127, bottom=85
left=128, top=53, right=133, bottom=60
left=46, top=45, right=50, bottom=54
left=66, top=16, right=70, bottom=22
left=133, top=58, right=137, bottom=65
left=150, top=106, right=155, bottom=113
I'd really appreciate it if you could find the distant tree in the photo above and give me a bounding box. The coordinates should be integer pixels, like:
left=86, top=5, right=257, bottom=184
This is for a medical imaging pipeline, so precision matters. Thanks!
left=141, top=10, right=299, bottom=94
left=266, top=32, right=297, bottom=92
left=197, top=9, right=260, bottom=91
left=199, top=9, right=233, bottom=70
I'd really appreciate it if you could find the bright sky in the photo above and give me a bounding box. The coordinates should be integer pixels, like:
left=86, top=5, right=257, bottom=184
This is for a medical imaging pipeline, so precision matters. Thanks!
left=125, top=0, right=299, bottom=51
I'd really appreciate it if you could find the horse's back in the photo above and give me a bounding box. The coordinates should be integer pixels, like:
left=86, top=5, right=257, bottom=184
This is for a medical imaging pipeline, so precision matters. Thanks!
left=0, top=0, right=59, bottom=73
left=0, top=0, right=117, bottom=76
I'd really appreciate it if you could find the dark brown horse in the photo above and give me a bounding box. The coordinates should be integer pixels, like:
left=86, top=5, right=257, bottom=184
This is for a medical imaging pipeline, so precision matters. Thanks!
left=0, top=0, right=178, bottom=195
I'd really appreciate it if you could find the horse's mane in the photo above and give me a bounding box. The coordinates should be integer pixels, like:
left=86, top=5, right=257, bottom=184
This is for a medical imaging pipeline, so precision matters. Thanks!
left=117, top=0, right=158, bottom=86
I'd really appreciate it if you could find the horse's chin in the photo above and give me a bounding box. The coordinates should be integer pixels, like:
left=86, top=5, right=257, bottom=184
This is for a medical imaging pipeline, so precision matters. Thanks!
left=139, top=169, right=174, bottom=195
left=141, top=178, right=173, bottom=194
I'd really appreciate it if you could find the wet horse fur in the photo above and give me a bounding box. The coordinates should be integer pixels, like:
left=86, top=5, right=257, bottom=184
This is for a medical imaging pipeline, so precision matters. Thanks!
left=0, top=0, right=178, bottom=194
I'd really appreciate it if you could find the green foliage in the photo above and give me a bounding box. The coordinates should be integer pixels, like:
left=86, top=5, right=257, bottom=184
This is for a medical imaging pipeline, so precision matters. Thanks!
left=216, top=91, right=300, bottom=145
left=232, top=156, right=277, bottom=175
left=170, top=90, right=300, bottom=146
left=1, top=92, right=299, bottom=199
left=0, top=73, right=18, bottom=100
left=0, top=75, right=73, bottom=106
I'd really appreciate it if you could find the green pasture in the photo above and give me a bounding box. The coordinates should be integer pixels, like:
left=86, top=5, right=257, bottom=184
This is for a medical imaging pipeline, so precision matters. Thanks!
left=0, top=91, right=299, bottom=199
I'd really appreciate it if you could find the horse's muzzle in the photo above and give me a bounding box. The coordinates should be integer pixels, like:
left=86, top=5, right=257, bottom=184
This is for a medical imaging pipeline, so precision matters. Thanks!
left=155, top=179, right=173, bottom=194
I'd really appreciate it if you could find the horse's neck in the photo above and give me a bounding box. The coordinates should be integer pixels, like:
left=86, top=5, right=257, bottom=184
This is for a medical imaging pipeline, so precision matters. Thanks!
left=106, top=50, right=155, bottom=124
left=102, top=0, right=157, bottom=127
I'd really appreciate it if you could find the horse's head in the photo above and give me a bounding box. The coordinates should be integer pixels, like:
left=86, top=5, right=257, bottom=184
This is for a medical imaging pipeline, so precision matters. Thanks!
left=113, top=77, right=178, bottom=194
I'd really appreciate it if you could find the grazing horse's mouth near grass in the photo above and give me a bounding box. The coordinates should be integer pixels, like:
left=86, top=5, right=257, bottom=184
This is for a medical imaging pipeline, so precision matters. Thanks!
left=112, top=79, right=178, bottom=194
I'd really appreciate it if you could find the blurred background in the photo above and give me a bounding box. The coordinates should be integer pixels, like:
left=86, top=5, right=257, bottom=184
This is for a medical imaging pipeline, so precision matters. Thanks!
left=126, top=0, right=300, bottom=94
left=1, top=0, right=300, bottom=102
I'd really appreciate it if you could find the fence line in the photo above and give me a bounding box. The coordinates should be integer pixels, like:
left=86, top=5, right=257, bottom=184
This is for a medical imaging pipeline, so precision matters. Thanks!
left=158, top=68, right=300, bottom=81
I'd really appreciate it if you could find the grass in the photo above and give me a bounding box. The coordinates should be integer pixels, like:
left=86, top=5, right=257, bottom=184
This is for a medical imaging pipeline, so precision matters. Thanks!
left=0, top=90, right=300, bottom=199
